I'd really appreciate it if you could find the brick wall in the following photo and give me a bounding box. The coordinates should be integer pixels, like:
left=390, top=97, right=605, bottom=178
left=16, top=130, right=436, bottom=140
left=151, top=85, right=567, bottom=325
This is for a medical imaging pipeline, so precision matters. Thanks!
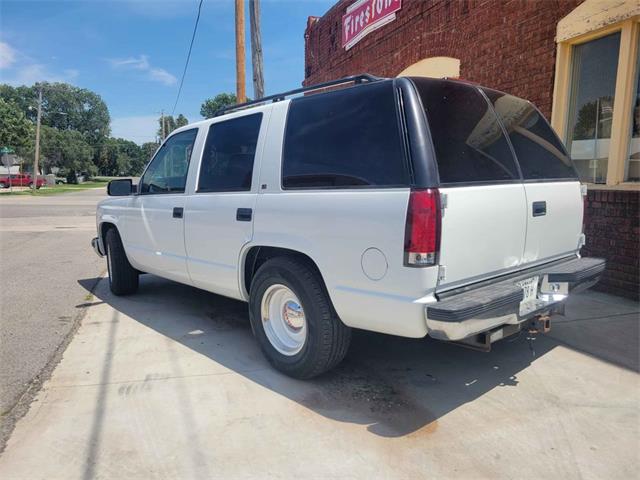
left=304, top=0, right=582, bottom=118
left=305, top=0, right=639, bottom=300
left=583, top=191, right=640, bottom=300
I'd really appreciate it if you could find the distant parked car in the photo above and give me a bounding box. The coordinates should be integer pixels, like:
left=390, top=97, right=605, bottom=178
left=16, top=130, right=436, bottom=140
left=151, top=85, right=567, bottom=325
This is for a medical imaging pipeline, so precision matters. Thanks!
left=0, top=174, right=47, bottom=189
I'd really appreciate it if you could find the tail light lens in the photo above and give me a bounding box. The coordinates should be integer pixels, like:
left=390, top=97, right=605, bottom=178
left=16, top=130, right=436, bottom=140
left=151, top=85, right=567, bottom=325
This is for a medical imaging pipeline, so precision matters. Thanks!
left=404, top=188, right=441, bottom=267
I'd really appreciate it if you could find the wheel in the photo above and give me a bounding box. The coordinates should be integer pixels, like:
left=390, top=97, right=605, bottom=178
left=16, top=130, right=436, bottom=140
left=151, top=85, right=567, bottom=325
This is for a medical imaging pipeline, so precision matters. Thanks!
left=249, top=257, right=351, bottom=378
left=105, top=228, right=139, bottom=295
left=0, top=182, right=6, bottom=189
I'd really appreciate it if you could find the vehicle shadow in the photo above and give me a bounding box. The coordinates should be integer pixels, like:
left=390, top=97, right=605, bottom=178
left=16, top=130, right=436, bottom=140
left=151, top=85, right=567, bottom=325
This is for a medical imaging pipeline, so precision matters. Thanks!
left=78, top=274, right=609, bottom=439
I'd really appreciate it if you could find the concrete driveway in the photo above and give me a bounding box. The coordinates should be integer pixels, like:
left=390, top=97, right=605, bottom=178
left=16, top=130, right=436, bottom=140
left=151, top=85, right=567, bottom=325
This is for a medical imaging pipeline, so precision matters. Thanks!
left=0, top=274, right=638, bottom=479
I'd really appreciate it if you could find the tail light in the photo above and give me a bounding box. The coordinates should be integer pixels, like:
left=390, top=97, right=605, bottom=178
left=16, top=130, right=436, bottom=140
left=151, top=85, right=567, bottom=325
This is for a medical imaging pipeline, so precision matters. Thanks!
left=404, top=188, right=441, bottom=267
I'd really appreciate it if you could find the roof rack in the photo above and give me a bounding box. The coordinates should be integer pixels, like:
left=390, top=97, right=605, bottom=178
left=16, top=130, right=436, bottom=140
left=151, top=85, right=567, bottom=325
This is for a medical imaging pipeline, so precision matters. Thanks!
left=214, top=73, right=384, bottom=117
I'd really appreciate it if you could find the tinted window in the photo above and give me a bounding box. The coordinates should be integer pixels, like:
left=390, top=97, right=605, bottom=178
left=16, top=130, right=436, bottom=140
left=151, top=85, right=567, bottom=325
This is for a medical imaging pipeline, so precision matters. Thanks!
left=413, top=78, right=520, bottom=184
left=483, top=89, right=577, bottom=180
left=282, top=81, right=408, bottom=189
left=198, top=113, right=262, bottom=192
left=140, top=129, right=197, bottom=194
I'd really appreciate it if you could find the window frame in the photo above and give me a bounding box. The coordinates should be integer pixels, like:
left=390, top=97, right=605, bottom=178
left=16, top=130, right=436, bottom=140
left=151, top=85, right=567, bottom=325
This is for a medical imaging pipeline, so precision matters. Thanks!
left=280, top=81, right=413, bottom=191
left=195, top=112, right=263, bottom=194
left=138, top=127, right=199, bottom=196
left=552, top=16, right=640, bottom=189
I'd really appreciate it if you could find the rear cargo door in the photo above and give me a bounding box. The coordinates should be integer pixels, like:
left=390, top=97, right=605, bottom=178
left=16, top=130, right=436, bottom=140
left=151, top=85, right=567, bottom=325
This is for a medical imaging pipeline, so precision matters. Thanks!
left=482, top=89, right=583, bottom=265
left=412, top=78, right=528, bottom=290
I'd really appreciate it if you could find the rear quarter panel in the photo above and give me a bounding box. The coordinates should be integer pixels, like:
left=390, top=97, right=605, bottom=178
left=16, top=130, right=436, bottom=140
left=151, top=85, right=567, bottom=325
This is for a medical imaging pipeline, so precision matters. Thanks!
left=249, top=101, right=437, bottom=338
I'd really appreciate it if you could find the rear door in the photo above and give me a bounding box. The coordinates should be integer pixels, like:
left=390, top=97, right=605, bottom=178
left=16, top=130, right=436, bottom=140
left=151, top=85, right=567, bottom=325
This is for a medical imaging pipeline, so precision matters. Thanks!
left=412, top=78, right=528, bottom=290
left=184, top=110, right=267, bottom=300
left=482, top=90, right=583, bottom=265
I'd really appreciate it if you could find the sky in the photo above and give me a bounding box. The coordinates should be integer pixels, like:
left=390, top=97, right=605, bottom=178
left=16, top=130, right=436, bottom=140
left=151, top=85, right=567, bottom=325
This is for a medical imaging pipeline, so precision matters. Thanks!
left=0, top=0, right=334, bottom=144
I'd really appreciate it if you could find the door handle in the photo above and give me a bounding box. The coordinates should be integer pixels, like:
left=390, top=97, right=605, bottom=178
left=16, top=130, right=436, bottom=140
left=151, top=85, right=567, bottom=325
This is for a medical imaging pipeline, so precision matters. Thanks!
left=532, top=201, right=546, bottom=217
left=236, top=208, right=252, bottom=222
left=172, top=207, right=184, bottom=219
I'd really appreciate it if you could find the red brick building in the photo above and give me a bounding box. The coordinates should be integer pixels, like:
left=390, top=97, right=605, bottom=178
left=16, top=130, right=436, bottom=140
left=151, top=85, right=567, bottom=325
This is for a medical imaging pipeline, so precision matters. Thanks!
left=304, top=0, right=639, bottom=299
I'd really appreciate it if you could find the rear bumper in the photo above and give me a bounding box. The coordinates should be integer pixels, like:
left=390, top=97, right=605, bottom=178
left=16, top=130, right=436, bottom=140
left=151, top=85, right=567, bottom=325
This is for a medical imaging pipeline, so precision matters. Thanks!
left=91, top=236, right=105, bottom=257
left=425, top=256, right=605, bottom=341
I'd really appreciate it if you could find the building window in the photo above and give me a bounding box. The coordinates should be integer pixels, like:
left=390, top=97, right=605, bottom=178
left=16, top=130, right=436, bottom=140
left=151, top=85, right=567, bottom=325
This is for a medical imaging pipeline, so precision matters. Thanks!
left=627, top=39, right=640, bottom=181
left=552, top=11, right=640, bottom=188
left=567, top=33, right=620, bottom=184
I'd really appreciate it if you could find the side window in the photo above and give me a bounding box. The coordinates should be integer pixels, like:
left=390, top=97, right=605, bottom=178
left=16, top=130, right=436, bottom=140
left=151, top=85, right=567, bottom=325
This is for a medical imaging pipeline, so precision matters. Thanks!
left=282, top=81, right=408, bottom=189
left=197, top=113, right=262, bottom=192
left=483, top=89, right=578, bottom=180
left=140, top=129, right=197, bottom=194
left=413, top=78, right=520, bottom=184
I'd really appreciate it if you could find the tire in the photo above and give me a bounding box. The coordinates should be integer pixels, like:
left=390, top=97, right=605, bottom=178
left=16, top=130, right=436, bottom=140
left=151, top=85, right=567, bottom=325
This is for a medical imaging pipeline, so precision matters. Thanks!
left=249, top=256, right=351, bottom=379
left=0, top=182, right=6, bottom=189
left=105, top=228, right=139, bottom=295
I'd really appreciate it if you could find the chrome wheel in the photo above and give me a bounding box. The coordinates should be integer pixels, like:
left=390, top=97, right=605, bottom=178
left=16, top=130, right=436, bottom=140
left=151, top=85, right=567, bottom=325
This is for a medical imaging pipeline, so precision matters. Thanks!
left=260, top=284, right=307, bottom=356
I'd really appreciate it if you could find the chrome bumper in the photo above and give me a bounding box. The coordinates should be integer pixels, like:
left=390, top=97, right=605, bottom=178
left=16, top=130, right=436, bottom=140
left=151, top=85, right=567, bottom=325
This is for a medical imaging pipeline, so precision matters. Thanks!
left=91, top=236, right=105, bottom=257
left=425, top=256, right=605, bottom=342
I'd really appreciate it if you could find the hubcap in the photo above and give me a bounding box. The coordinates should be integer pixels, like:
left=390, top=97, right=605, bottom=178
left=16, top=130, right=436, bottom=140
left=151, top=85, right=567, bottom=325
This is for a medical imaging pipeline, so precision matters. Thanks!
left=261, top=284, right=307, bottom=356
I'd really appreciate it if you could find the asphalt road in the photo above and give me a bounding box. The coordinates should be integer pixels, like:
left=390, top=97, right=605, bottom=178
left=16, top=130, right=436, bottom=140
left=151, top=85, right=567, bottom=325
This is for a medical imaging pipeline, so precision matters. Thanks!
left=0, top=188, right=106, bottom=447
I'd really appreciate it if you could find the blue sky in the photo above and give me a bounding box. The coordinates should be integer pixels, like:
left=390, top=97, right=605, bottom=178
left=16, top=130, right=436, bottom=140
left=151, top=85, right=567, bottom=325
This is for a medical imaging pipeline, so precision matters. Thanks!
left=0, top=0, right=334, bottom=143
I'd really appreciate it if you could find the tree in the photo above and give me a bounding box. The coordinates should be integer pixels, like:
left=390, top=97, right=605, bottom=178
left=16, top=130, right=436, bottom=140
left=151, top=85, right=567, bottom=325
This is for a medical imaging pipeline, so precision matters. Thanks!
left=141, top=142, right=159, bottom=162
left=97, top=138, right=147, bottom=176
left=0, top=98, right=34, bottom=152
left=176, top=114, right=189, bottom=128
left=200, top=93, right=240, bottom=119
left=31, top=126, right=96, bottom=181
left=156, top=114, right=189, bottom=138
left=0, top=82, right=111, bottom=146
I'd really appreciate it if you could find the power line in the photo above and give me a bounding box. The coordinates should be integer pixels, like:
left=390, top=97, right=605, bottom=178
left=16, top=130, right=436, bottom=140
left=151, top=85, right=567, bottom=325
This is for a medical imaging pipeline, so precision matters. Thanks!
left=171, top=0, right=204, bottom=116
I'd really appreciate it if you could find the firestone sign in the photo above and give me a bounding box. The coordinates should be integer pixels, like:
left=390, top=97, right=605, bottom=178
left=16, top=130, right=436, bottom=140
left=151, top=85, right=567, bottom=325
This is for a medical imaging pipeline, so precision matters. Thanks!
left=342, top=0, right=402, bottom=50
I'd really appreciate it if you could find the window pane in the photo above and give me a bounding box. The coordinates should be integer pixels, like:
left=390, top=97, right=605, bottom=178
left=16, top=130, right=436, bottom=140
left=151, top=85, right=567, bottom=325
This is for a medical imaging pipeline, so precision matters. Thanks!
left=282, top=81, right=407, bottom=189
left=198, top=113, right=262, bottom=192
left=626, top=38, right=640, bottom=182
left=483, top=89, right=577, bottom=180
left=413, top=78, right=520, bottom=184
left=140, top=129, right=197, bottom=194
left=567, top=33, right=621, bottom=184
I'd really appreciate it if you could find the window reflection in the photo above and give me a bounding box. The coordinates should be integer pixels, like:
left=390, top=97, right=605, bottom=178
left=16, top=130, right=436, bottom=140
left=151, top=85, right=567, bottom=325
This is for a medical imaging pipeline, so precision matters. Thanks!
left=626, top=39, right=640, bottom=182
left=567, top=32, right=621, bottom=184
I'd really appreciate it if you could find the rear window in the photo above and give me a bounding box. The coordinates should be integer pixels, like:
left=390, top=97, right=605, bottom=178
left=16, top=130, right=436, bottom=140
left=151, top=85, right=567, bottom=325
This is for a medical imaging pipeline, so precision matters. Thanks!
left=282, top=81, right=408, bottom=189
left=412, top=78, right=520, bottom=184
left=482, top=89, right=577, bottom=180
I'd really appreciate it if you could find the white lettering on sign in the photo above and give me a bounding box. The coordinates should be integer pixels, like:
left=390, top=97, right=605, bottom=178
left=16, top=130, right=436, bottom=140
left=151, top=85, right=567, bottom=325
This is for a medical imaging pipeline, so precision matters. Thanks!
left=342, top=0, right=402, bottom=50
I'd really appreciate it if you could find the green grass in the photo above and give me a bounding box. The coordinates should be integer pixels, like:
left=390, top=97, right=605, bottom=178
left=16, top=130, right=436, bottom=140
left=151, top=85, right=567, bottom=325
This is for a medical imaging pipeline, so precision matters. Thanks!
left=0, top=181, right=108, bottom=196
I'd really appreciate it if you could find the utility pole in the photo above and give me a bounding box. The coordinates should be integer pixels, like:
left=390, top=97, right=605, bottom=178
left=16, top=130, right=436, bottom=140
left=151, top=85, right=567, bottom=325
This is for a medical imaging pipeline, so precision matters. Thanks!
left=235, top=0, right=246, bottom=103
left=249, top=0, right=264, bottom=99
left=32, top=86, right=43, bottom=189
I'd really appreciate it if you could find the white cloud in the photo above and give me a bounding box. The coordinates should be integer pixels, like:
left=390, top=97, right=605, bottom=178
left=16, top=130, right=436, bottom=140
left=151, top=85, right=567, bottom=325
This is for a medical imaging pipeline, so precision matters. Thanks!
left=0, top=42, right=16, bottom=69
left=109, top=55, right=176, bottom=86
left=111, top=115, right=159, bottom=144
left=0, top=41, right=79, bottom=86
left=1, top=63, right=79, bottom=86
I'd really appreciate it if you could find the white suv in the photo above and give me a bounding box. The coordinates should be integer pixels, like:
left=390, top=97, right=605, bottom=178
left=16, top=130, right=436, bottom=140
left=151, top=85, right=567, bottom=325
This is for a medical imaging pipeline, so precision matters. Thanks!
left=92, top=75, right=605, bottom=378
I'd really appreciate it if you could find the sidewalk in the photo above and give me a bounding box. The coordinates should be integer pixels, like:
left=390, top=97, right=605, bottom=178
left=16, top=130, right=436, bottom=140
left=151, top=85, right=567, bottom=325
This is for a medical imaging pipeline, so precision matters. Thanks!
left=0, top=275, right=638, bottom=479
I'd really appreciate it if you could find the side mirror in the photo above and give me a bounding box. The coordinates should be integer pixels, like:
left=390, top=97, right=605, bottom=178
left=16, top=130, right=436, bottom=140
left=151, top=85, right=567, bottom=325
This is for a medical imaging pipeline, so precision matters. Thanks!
left=107, top=179, right=133, bottom=196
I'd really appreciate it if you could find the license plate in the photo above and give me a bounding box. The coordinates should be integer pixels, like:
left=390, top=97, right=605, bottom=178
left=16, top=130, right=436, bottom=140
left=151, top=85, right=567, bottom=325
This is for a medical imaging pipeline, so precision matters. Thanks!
left=517, top=276, right=539, bottom=304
